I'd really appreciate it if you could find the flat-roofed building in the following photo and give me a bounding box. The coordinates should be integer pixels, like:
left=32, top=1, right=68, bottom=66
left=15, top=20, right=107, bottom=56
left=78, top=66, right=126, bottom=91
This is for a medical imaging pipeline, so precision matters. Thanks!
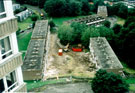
left=0, top=0, right=27, bottom=92
left=22, top=20, right=50, bottom=80
left=12, top=4, right=20, bottom=11
left=65, top=15, right=105, bottom=26
left=97, top=6, right=108, bottom=19
left=89, top=37, right=124, bottom=75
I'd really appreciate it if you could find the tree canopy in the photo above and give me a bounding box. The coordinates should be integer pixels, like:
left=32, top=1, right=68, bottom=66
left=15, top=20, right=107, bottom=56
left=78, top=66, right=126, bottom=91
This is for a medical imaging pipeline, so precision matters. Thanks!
left=44, top=0, right=92, bottom=17
left=58, top=22, right=114, bottom=47
left=91, top=69, right=129, bottom=93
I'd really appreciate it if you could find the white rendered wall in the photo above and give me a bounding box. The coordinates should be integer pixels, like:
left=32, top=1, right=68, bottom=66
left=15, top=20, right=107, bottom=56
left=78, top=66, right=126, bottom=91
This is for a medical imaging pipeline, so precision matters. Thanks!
left=4, top=0, right=14, bottom=18
left=16, top=67, right=24, bottom=85
left=10, top=32, right=19, bottom=54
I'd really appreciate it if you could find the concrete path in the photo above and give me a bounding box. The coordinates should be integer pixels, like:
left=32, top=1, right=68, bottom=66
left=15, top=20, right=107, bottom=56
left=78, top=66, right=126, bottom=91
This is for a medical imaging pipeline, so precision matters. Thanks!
left=43, top=82, right=93, bottom=93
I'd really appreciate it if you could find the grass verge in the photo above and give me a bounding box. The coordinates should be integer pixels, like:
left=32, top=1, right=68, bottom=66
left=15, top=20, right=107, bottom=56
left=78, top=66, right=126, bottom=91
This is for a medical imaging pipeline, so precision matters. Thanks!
left=25, top=79, right=67, bottom=91
left=51, top=16, right=86, bottom=26
left=18, top=17, right=33, bottom=30
left=17, top=32, right=32, bottom=51
left=121, top=62, right=135, bottom=73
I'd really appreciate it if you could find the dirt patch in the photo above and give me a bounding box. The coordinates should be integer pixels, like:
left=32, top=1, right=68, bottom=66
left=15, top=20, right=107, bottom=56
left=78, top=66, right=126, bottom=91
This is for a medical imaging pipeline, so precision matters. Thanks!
left=43, top=33, right=96, bottom=80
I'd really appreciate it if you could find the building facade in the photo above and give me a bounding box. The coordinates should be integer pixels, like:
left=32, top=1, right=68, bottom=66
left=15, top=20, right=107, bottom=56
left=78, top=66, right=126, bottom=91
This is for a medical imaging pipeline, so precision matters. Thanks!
left=89, top=37, right=124, bottom=75
left=97, top=6, right=108, bottom=19
left=0, top=0, right=27, bottom=92
left=23, top=20, right=50, bottom=80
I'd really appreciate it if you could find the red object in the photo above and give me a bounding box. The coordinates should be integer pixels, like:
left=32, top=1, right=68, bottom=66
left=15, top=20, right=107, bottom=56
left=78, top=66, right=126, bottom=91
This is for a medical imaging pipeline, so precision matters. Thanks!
left=72, top=48, right=82, bottom=52
left=58, top=52, right=63, bottom=56
left=58, top=49, right=63, bottom=56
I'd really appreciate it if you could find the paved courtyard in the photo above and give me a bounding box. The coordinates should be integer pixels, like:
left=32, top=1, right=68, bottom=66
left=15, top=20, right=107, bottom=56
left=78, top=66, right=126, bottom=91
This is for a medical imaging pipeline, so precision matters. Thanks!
left=43, top=82, right=93, bottom=93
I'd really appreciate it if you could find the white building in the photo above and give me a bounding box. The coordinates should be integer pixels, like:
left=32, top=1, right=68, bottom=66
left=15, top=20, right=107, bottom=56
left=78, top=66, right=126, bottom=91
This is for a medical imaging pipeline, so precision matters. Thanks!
left=0, top=0, right=27, bottom=92
left=12, top=4, right=20, bottom=11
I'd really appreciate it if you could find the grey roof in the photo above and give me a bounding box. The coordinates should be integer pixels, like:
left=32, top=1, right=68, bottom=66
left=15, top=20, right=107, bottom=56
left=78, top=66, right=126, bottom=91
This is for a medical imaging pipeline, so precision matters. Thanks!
left=31, top=20, right=48, bottom=39
left=23, top=39, right=45, bottom=70
left=90, top=37, right=123, bottom=69
left=65, top=15, right=105, bottom=26
left=23, top=20, right=49, bottom=71
left=98, top=6, right=107, bottom=13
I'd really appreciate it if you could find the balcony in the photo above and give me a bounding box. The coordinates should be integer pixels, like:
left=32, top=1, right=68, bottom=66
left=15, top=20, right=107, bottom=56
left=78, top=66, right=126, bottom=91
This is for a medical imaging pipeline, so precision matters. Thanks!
left=0, top=53, right=23, bottom=78
left=0, top=17, right=18, bottom=38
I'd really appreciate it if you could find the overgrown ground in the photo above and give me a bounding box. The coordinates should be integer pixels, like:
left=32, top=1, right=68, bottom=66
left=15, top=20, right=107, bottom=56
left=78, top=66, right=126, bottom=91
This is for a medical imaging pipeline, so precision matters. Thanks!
left=43, top=33, right=96, bottom=80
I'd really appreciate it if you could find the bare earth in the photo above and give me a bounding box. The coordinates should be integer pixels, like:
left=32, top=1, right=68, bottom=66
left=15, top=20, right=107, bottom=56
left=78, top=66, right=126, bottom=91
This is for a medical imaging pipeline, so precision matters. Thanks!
left=43, top=33, right=96, bottom=80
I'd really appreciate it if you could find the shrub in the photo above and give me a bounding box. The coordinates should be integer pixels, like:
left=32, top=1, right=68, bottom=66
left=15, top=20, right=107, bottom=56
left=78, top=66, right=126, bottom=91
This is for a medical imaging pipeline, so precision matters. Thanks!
left=31, top=14, right=39, bottom=21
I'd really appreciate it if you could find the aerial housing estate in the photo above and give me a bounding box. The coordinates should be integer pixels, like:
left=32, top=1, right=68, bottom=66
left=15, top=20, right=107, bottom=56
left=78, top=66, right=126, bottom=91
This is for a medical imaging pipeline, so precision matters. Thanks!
left=0, top=0, right=26, bottom=92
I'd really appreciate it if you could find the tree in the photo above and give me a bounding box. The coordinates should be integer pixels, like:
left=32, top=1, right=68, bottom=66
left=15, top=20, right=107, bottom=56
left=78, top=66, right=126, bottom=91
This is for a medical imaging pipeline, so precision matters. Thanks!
left=113, top=24, right=122, bottom=34
left=81, top=0, right=91, bottom=15
left=58, top=24, right=74, bottom=45
left=117, top=4, right=128, bottom=19
left=123, top=29, right=135, bottom=68
left=15, top=0, right=26, bottom=4
left=44, top=0, right=67, bottom=17
left=81, top=26, right=100, bottom=47
left=31, top=14, right=39, bottom=21
left=71, top=22, right=87, bottom=43
left=38, top=0, right=46, bottom=8
left=92, top=69, right=129, bottom=93
left=124, top=16, right=135, bottom=27
left=128, top=8, right=135, bottom=16
left=103, top=20, right=111, bottom=28
left=97, top=26, right=114, bottom=40
left=68, top=0, right=82, bottom=16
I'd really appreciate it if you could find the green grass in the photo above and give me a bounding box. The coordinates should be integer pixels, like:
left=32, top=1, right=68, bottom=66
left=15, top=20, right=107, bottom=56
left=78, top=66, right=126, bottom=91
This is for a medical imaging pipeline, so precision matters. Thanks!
left=17, top=32, right=32, bottom=51
left=25, top=79, right=67, bottom=91
left=125, top=78, right=135, bottom=84
left=52, top=16, right=86, bottom=26
left=116, top=17, right=125, bottom=26
left=22, top=52, right=26, bottom=60
left=18, top=17, right=33, bottom=30
left=129, top=84, right=135, bottom=91
left=121, top=62, right=135, bottom=73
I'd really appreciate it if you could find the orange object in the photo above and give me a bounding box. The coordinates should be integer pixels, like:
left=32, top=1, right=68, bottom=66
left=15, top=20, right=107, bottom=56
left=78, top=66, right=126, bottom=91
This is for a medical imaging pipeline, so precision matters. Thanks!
left=58, top=49, right=63, bottom=56
left=72, top=48, right=82, bottom=52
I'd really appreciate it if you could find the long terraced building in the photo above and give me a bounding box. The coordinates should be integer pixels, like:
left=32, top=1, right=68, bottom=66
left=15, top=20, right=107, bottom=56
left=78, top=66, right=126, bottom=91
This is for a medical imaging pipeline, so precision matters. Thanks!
left=65, top=15, right=105, bottom=26
left=22, top=20, right=50, bottom=80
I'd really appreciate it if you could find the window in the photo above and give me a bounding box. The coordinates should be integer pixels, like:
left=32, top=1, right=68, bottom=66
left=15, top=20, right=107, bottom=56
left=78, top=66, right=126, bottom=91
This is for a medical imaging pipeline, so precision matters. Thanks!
left=0, top=0, right=6, bottom=19
left=0, top=71, right=18, bottom=92
left=0, top=36, right=12, bottom=60
left=0, top=79, right=4, bottom=93
left=6, top=71, right=17, bottom=91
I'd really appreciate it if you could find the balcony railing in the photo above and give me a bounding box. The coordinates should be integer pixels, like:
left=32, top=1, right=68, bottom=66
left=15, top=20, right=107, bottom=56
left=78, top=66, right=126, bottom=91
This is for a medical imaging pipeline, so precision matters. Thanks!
left=0, top=53, right=23, bottom=78
left=0, top=17, right=18, bottom=38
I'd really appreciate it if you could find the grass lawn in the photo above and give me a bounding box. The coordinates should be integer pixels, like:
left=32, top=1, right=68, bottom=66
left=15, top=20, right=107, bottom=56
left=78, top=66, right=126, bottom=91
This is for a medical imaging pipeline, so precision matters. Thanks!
left=125, top=78, right=135, bottom=84
left=18, top=17, right=33, bottom=30
left=116, top=17, right=125, bottom=26
left=22, top=52, right=26, bottom=60
left=17, top=32, right=32, bottom=51
left=51, top=16, right=86, bottom=26
left=25, top=79, right=67, bottom=91
left=129, top=84, right=135, bottom=91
